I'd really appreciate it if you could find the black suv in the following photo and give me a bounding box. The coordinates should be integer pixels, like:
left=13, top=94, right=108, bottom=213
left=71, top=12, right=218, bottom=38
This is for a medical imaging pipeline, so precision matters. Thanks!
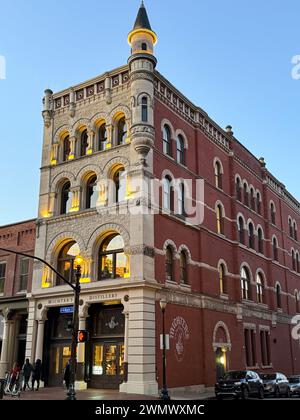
left=288, top=376, right=300, bottom=397
left=215, top=370, right=264, bottom=400
left=260, top=372, right=290, bottom=398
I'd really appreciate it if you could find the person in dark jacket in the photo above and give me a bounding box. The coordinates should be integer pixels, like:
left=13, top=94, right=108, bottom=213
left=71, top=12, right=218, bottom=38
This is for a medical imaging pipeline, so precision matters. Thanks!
left=64, top=359, right=71, bottom=390
left=22, top=359, right=33, bottom=391
left=31, top=359, right=42, bottom=391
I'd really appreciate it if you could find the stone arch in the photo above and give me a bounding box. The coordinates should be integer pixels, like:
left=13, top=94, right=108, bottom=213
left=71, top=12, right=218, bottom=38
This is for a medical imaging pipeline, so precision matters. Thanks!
left=46, top=231, right=86, bottom=263
left=136, top=92, right=153, bottom=108
left=235, top=173, right=242, bottom=183
left=177, top=244, right=192, bottom=263
left=161, top=118, right=175, bottom=139
left=215, top=200, right=225, bottom=216
left=71, top=118, right=91, bottom=136
left=103, top=157, right=130, bottom=178
left=87, top=223, right=130, bottom=256
left=255, top=268, right=267, bottom=287
left=50, top=171, right=76, bottom=193
left=90, top=112, right=109, bottom=130
left=76, top=164, right=103, bottom=182
left=212, top=321, right=232, bottom=351
left=109, top=104, right=131, bottom=123
left=217, top=259, right=229, bottom=274
left=53, top=124, right=71, bottom=144
left=246, top=218, right=256, bottom=233
left=240, top=262, right=254, bottom=283
left=175, top=129, right=189, bottom=150
left=256, top=224, right=264, bottom=238
left=162, top=239, right=177, bottom=254
left=213, top=157, right=224, bottom=174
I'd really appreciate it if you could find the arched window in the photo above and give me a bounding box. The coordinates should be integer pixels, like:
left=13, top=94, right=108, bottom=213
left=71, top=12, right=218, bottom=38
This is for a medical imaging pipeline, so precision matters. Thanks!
left=60, top=181, right=71, bottom=215
left=273, top=237, right=278, bottom=261
left=241, top=267, right=251, bottom=300
left=163, top=176, right=173, bottom=211
left=296, top=253, right=300, bottom=273
left=215, top=161, right=223, bottom=189
left=258, top=228, right=264, bottom=254
left=238, top=217, right=245, bottom=244
left=256, top=192, right=261, bottom=214
left=248, top=223, right=255, bottom=250
left=294, top=222, right=298, bottom=241
left=236, top=178, right=242, bottom=201
left=270, top=202, right=276, bottom=225
left=86, top=175, right=98, bottom=209
left=276, top=284, right=282, bottom=308
left=163, top=125, right=172, bottom=156
left=295, top=291, right=300, bottom=313
left=177, top=135, right=185, bottom=164
left=292, top=250, right=296, bottom=271
left=243, top=183, right=249, bottom=207
left=166, top=246, right=174, bottom=282
left=99, top=234, right=128, bottom=280
left=250, top=188, right=255, bottom=210
left=216, top=205, right=224, bottom=235
left=289, top=218, right=293, bottom=237
left=117, top=117, right=127, bottom=145
left=219, top=264, right=227, bottom=295
left=98, top=123, right=107, bottom=151
left=62, top=135, right=70, bottom=162
left=177, top=183, right=185, bottom=216
left=180, top=251, right=188, bottom=284
left=256, top=273, right=264, bottom=304
left=141, top=97, right=148, bottom=122
left=57, top=242, right=80, bottom=286
left=114, top=168, right=126, bottom=203
left=80, top=129, right=88, bottom=156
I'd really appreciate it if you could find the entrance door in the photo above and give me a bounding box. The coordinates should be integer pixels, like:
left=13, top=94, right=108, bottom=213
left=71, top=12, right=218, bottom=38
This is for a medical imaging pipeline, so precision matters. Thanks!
left=90, top=341, right=124, bottom=389
left=215, top=347, right=227, bottom=380
left=49, top=344, right=71, bottom=387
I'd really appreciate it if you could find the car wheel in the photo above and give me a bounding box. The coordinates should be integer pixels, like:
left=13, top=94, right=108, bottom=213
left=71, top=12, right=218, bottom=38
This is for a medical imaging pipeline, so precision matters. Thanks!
left=258, top=387, right=264, bottom=399
left=242, top=386, right=249, bottom=400
left=274, top=387, right=280, bottom=398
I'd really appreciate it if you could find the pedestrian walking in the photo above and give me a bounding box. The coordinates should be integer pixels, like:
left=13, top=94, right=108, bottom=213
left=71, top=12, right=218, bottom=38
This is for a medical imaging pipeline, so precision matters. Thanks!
left=64, top=359, right=71, bottom=390
left=31, top=359, right=42, bottom=391
left=22, top=359, right=33, bottom=391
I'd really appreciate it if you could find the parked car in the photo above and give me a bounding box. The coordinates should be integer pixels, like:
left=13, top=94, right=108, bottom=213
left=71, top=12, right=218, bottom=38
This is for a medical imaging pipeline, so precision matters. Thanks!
left=288, top=376, right=300, bottom=397
left=215, top=370, right=264, bottom=400
left=259, top=372, right=290, bottom=398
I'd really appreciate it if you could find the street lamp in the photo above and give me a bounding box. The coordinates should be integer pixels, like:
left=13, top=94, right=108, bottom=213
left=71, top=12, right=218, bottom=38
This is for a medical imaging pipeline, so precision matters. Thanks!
left=159, top=298, right=170, bottom=401
left=0, top=247, right=82, bottom=400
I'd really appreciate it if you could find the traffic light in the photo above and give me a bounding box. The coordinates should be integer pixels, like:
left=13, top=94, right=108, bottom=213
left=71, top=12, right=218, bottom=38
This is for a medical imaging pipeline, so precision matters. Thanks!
left=78, top=330, right=89, bottom=343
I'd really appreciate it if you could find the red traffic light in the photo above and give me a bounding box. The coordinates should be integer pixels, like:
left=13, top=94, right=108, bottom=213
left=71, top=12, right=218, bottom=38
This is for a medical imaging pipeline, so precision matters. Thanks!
left=78, top=330, right=88, bottom=343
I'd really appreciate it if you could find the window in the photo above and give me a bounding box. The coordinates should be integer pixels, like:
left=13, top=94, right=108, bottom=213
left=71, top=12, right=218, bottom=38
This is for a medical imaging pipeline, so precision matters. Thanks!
left=163, top=125, right=171, bottom=156
left=86, top=175, right=98, bottom=209
left=244, top=329, right=256, bottom=367
left=256, top=273, right=264, bottom=304
left=295, top=292, right=300, bottom=313
left=296, top=253, right=300, bottom=273
left=0, top=262, right=6, bottom=294
left=57, top=242, right=80, bottom=286
left=98, top=123, right=107, bottom=151
left=248, top=223, right=255, bottom=250
left=273, top=237, right=278, bottom=261
left=260, top=330, right=271, bottom=366
left=258, top=228, right=264, bottom=254
left=80, top=129, right=88, bottom=156
left=216, top=205, right=224, bottom=235
left=141, top=97, right=148, bottom=122
left=114, top=169, right=126, bottom=203
left=19, top=258, right=29, bottom=291
left=292, top=250, right=296, bottom=271
left=166, top=246, right=174, bottom=282
left=236, top=178, right=242, bottom=201
left=63, top=135, right=70, bottom=162
left=177, top=183, right=185, bottom=216
left=180, top=251, right=188, bottom=284
left=215, top=161, right=222, bottom=189
left=250, top=188, right=255, bottom=210
left=276, top=284, right=282, bottom=308
left=243, top=184, right=249, bottom=207
left=294, top=222, right=298, bottom=241
left=60, top=181, right=71, bottom=215
left=117, top=117, right=127, bottom=145
left=99, top=234, right=128, bottom=280
left=238, top=217, right=245, bottom=244
left=270, top=202, right=276, bottom=225
left=163, top=176, right=173, bottom=211
left=289, top=218, right=293, bottom=237
left=141, top=42, right=147, bottom=51
left=219, top=264, right=227, bottom=295
left=256, top=193, right=261, bottom=214
left=177, top=135, right=185, bottom=164
left=241, top=267, right=251, bottom=300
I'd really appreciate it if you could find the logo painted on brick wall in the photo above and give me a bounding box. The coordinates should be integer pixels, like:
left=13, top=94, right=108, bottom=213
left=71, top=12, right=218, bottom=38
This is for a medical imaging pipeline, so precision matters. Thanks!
left=169, top=316, right=190, bottom=362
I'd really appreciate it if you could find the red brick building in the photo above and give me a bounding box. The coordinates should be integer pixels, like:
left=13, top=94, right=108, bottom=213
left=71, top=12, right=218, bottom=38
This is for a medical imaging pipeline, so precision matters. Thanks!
left=0, top=219, right=36, bottom=370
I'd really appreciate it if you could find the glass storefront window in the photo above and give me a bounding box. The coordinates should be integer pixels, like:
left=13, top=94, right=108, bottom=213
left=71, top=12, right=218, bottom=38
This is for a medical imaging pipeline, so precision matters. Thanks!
left=93, top=345, right=104, bottom=375
left=101, top=254, right=113, bottom=279
left=105, top=345, right=117, bottom=376
left=119, top=345, right=125, bottom=376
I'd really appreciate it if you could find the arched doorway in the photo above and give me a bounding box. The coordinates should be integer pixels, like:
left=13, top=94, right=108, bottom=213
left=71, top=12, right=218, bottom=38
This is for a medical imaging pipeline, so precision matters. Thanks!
left=213, top=321, right=231, bottom=380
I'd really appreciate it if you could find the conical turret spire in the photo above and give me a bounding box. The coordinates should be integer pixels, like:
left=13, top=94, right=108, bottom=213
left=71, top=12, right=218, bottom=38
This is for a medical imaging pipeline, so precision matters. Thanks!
left=133, top=1, right=152, bottom=31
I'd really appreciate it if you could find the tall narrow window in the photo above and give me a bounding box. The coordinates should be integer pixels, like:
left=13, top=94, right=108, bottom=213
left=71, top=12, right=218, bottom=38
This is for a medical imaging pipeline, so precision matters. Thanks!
left=215, top=161, right=223, bottom=189
left=177, top=183, right=185, bottom=216
left=296, top=253, right=300, bottom=273
left=163, top=176, right=173, bottom=211
left=19, top=258, right=29, bottom=291
left=273, top=237, right=278, bottom=261
left=166, top=246, right=174, bottom=282
left=270, top=202, right=276, bottom=225
left=294, top=222, right=298, bottom=241
left=180, top=251, right=188, bottom=284
left=219, top=264, right=227, bottom=295
left=238, top=217, right=245, bottom=244
left=289, top=218, right=293, bottom=237
left=63, top=135, right=70, bottom=162
left=163, top=125, right=171, bottom=156
left=292, top=250, right=296, bottom=271
left=248, top=223, right=255, bottom=250
left=216, top=205, right=224, bottom=235
left=250, top=188, right=255, bottom=210
left=236, top=178, right=242, bottom=201
left=57, top=242, right=79, bottom=286
left=114, top=169, right=126, bottom=203
left=0, top=262, right=6, bottom=294
left=256, top=273, right=264, bottom=304
left=98, top=123, right=107, bottom=151
left=99, top=234, right=128, bottom=280
left=141, top=97, right=148, bottom=122
left=177, top=135, right=185, bottom=164
left=86, top=175, right=98, bottom=209
left=117, top=117, right=127, bottom=145
left=80, top=129, right=88, bottom=156
left=60, top=181, right=71, bottom=215
left=243, top=183, right=249, bottom=207
left=241, top=267, right=251, bottom=300
left=295, top=292, right=300, bottom=313
left=258, top=228, right=264, bottom=254
left=276, top=284, right=281, bottom=308
left=256, top=193, right=261, bottom=214
left=141, top=42, right=147, bottom=51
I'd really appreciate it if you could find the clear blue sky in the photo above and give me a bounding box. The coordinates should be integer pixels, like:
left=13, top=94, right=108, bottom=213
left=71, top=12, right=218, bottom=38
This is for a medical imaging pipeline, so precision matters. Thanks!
left=0, top=0, right=299, bottom=225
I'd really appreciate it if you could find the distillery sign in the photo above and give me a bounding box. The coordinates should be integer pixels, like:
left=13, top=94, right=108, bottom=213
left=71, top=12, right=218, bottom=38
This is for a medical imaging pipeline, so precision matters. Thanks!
left=169, top=316, right=190, bottom=362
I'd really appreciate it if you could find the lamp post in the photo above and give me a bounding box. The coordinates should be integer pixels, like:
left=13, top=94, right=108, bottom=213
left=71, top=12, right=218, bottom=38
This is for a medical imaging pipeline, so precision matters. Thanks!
left=159, top=298, right=170, bottom=401
left=0, top=247, right=81, bottom=400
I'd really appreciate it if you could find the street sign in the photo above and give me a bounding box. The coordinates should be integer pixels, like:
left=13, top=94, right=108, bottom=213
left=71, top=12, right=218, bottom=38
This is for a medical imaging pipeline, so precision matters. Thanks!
left=160, top=334, right=170, bottom=350
left=60, top=306, right=74, bottom=314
